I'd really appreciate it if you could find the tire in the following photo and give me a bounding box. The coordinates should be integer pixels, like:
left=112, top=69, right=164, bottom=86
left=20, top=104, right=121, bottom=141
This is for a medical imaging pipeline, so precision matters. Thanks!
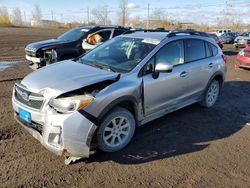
left=97, top=107, right=136, bottom=152
left=200, top=79, right=220, bottom=108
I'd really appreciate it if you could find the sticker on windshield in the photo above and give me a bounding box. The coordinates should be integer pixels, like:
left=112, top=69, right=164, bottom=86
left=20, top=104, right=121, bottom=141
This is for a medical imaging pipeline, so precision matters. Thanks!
left=81, top=29, right=89, bottom=32
left=142, top=38, right=160, bottom=45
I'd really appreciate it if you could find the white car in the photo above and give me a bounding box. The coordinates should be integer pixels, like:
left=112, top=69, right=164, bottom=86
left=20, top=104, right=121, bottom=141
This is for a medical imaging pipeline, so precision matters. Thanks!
left=215, top=29, right=232, bottom=37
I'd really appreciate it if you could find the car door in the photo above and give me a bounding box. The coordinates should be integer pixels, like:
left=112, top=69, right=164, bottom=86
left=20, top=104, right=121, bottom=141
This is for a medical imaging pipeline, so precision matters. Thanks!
left=182, top=39, right=216, bottom=98
left=143, top=40, right=190, bottom=116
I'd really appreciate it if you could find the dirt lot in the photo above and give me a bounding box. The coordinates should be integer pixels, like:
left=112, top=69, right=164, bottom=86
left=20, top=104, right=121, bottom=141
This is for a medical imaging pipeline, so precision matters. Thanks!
left=0, top=27, right=250, bottom=188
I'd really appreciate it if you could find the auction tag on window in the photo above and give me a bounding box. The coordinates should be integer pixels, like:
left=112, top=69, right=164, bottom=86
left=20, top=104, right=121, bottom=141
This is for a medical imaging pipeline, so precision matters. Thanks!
left=142, top=38, right=160, bottom=45
left=81, top=29, right=89, bottom=32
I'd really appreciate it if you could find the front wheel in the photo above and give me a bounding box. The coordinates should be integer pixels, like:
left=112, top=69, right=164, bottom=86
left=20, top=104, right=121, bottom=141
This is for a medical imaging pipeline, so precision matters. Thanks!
left=200, top=79, right=220, bottom=108
left=97, top=107, right=136, bottom=152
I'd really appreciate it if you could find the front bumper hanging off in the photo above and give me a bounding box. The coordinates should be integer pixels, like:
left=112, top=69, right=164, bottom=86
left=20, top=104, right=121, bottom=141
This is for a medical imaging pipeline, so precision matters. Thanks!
left=12, top=98, right=97, bottom=158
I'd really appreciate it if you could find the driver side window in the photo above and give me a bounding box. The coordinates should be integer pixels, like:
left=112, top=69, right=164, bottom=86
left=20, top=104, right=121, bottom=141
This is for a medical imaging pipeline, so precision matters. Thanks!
left=155, top=40, right=184, bottom=66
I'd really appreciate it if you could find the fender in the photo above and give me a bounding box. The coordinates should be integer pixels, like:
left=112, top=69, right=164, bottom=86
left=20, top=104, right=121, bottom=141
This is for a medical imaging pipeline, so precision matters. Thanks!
left=79, top=95, right=140, bottom=126
left=206, top=71, right=225, bottom=87
left=200, top=71, right=225, bottom=100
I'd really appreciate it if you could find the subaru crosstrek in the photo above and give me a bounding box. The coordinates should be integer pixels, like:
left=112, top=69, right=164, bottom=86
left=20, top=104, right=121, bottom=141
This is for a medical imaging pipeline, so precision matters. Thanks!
left=12, top=30, right=227, bottom=164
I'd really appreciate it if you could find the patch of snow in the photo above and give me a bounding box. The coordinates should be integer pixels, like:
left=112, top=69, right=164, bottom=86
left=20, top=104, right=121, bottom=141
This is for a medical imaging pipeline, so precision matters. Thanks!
left=0, top=61, right=20, bottom=71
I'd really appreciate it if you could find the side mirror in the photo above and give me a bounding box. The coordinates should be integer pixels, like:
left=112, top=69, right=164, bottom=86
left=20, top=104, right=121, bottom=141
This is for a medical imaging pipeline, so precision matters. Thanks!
left=152, top=62, right=173, bottom=79
left=155, top=62, right=173, bottom=73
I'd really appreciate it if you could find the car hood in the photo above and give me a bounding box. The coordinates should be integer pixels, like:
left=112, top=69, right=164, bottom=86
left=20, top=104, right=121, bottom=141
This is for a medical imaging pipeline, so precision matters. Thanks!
left=21, top=60, right=119, bottom=96
left=26, top=39, right=68, bottom=51
left=235, top=36, right=250, bottom=40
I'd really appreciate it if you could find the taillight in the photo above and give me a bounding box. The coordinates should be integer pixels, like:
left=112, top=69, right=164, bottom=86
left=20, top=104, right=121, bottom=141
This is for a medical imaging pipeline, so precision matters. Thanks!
left=222, top=54, right=227, bottom=63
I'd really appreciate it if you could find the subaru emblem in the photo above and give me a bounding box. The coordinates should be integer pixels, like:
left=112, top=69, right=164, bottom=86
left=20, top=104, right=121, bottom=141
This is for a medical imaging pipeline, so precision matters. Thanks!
left=21, top=91, right=29, bottom=101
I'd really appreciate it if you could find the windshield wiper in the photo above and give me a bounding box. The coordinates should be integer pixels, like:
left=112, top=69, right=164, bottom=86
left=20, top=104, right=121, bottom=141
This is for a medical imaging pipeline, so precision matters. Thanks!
left=83, top=60, right=116, bottom=72
left=95, top=63, right=117, bottom=72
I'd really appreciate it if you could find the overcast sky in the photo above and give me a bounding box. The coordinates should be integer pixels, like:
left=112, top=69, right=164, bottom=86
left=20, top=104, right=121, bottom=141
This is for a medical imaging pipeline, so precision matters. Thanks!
left=0, top=0, right=249, bottom=25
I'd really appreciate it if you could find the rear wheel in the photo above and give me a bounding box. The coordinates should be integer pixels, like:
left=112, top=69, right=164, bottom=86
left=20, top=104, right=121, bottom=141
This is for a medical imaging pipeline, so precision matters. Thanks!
left=97, top=107, right=135, bottom=152
left=200, top=79, right=220, bottom=108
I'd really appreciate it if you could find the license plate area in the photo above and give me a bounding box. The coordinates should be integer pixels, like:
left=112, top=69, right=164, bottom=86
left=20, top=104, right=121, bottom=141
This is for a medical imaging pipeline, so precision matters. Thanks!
left=18, top=108, right=31, bottom=123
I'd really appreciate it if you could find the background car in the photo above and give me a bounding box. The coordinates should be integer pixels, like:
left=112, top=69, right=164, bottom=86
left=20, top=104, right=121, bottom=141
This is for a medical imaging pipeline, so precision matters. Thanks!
left=234, top=32, right=250, bottom=48
left=235, top=46, right=250, bottom=69
left=25, top=25, right=130, bottom=70
left=208, top=33, right=223, bottom=49
left=219, top=32, right=235, bottom=44
left=232, top=32, right=240, bottom=38
left=215, top=29, right=232, bottom=37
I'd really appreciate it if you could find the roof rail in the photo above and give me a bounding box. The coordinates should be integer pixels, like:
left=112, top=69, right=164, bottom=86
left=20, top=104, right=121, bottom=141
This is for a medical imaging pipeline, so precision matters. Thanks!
left=167, top=29, right=209, bottom=38
left=131, top=29, right=169, bottom=33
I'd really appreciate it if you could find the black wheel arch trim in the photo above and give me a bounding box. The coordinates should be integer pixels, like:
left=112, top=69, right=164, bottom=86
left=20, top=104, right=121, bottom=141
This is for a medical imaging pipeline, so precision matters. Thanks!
left=203, top=71, right=225, bottom=98
left=79, top=95, right=139, bottom=126
left=208, top=71, right=225, bottom=86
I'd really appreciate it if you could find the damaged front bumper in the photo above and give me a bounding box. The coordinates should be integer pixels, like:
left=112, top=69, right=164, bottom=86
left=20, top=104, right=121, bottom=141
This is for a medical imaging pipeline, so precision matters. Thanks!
left=12, top=98, right=96, bottom=158
left=25, top=55, right=44, bottom=64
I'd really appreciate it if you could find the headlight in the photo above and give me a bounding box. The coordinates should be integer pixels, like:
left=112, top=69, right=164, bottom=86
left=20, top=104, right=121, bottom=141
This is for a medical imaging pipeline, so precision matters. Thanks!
left=239, top=49, right=245, bottom=56
left=45, top=49, right=57, bottom=63
left=49, top=95, right=94, bottom=114
left=51, top=49, right=57, bottom=62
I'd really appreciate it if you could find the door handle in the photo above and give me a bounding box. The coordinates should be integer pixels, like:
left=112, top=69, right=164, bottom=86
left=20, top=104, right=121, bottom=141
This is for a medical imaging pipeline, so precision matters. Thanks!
left=180, top=71, right=188, bottom=77
left=208, top=62, right=214, bottom=68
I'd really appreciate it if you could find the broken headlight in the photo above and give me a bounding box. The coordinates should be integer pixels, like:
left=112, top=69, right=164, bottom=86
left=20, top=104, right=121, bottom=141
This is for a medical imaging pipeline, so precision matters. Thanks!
left=45, top=49, right=57, bottom=63
left=49, top=95, right=94, bottom=114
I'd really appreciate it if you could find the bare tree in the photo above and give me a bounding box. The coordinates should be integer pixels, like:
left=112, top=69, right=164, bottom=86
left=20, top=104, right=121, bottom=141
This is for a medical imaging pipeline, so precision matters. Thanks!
left=31, top=4, right=42, bottom=21
left=12, top=8, right=23, bottom=25
left=150, top=9, right=173, bottom=29
left=91, top=5, right=110, bottom=25
left=129, top=15, right=143, bottom=28
left=118, top=0, right=128, bottom=26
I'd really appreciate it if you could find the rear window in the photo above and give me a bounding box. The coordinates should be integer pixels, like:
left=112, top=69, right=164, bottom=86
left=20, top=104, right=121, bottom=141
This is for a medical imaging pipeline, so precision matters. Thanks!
left=205, top=42, right=212, bottom=57
left=185, top=39, right=206, bottom=62
left=209, top=43, right=218, bottom=56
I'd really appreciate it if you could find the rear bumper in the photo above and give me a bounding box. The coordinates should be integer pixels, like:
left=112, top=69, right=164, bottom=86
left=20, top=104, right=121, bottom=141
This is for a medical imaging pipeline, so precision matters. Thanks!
left=12, top=97, right=97, bottom=158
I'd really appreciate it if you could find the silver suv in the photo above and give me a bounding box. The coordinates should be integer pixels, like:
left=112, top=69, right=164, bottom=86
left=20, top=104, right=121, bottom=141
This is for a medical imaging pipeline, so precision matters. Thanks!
left=12, top=30, right=227, bottom=164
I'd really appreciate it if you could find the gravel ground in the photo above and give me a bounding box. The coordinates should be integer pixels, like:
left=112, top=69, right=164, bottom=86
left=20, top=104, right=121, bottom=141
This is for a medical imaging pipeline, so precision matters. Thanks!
left=0, top=27, right=250, bottom=188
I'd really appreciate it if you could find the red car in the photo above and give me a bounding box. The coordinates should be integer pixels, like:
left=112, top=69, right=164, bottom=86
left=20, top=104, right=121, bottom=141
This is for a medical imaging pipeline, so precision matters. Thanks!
left=235, top=46, right=250, bottom=69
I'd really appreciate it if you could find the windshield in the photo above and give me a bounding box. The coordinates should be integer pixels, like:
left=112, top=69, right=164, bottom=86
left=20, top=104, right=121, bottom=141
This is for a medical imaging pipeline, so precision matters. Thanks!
left=241, top=32, right=250, bottom=37
left=57, top=28, right=87, bottom=41
left=80, top=37, right=157, bottom=73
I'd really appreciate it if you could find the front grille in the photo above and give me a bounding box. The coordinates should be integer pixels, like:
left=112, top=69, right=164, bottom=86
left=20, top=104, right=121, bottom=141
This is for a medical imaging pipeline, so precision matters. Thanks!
left=25, top=50, right=36, bottom=57
left=25, top=47, right=37, bottom=57
left=238, top=39, right=247, bottom=44
left=14, top=84, right=44, bottom=110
